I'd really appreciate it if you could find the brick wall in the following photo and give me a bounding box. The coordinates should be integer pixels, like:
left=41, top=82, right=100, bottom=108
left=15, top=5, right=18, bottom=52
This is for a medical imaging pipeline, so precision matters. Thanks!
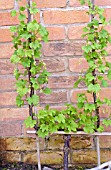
left=0, top=0, right=111, bottom=168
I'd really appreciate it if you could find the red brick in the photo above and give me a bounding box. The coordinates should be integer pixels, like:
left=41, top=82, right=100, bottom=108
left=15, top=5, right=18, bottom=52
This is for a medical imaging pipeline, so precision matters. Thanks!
left=47, top=27, right=65, bottom=41
left=68, top=25, right=85, bottom=40
left=40, top=91, right=67, bottom=104
left=70, top=0, right=111, bottom=7
left=35, top=0, right=66, bottom=8
left=43, top=10, right=89, bottom=25
left=69, top=0, right=82, bottom=7
left=0, top=122, right=22, bottom=136
left=34, top=13, right=40, bottom=23
left=0, top=92, right=16, bottom=106
left=100, top=88, right=111, bottom=101
left=0, top=108, right=28, bottom=121
left=0, top=59, right=14, bottom=75
left=0, top=29, right=12, bottom=43
left=71, top=88, right=111, bottom=103
left=48, top=76, right=85, bottom=89
left=19, top=0, right=66, bottom=8
left=0, top=43, right=14, bottom=59
left=0, top=0, right=14, bottom=10
left=99, top=105, right=111, bottom=118
left=71, top=89, right=93, bottom=103
left=96, top=0, right=111, bottom=6
left=104, top=8, right=111, bottom=21
left=0, top=77, right=15, bottom=91
left=44, top=58, right=66, bottom=73
left=0, top=12, right=19, bottom=26
left=69, top=58, right=88, bottom=72
left=43, top=42, right=84, bottom=57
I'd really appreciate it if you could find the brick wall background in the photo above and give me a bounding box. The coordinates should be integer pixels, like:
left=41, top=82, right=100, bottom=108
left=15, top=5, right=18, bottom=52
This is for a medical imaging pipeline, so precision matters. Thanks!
left=0, top=0, right=111, bottom=168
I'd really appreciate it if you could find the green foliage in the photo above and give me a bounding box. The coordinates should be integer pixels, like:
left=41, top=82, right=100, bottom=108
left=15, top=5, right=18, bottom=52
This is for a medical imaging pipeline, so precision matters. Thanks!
left=11, top=0, right=111, bottom=137
left=10, top=1, right=50, bottom=128
left=73, top=0, right=111, bottom=131
left=36, top=0, right=111, bottom=138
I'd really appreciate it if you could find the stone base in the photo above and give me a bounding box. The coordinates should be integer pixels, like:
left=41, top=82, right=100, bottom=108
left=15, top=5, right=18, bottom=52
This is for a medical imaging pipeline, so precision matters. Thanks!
left=0, top=135, right=111, bottom=168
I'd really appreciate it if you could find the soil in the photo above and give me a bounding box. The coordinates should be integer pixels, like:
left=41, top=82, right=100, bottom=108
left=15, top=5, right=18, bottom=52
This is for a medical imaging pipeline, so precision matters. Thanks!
left=0, top=162, right=92, bottom=170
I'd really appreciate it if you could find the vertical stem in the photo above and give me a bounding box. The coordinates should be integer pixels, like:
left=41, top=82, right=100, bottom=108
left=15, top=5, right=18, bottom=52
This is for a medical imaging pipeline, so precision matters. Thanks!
left=26, top=1, right=41, bottom=169
left=91, top=0, right=100, bottom=129
left=63, top=135, right=71, bottom=170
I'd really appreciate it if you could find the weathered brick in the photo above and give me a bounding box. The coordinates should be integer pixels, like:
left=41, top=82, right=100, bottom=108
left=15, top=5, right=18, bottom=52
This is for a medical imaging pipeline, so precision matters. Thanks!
left=40, top=91, right=67, bottom=104
left=0, top=151, right=21, bottom=164
left=68, top=25, right=85, bottom=40
left=0, top=43, right=13, bottom=59
left=47, top=27, right=65, bottom=40
left=0, top=137, right=45, bottom=151
left=70, top=136, right=91, bottom=149
left=71, top=150, right=111, bottom=164
left=43, top=10, right=89, bottom=25
left=0, top=108, right=28, bottom=121
left=100, top=136, right=111, bottom=148
left=0, top=76, right=15, bottom=91
left=69, top=58, right=88, bottom=72
left=0, top=29, right=12, bottom=43
left=43, top=42, right=84, bottom=57
left=48, top=76, right=85, bottom=89
left=0, top=12, right=19, bottom=26
left=0, top=0, right=14, bottom=10
left=47, top=135, right=64, bottom=150
left=44, top=58, right=66, bottom=73
left=0, top=59, right=14, bottom=75
left=23, top=151, right=63, bottom=164
left=0, top=92, right=16, bottom=106
left=47, top=135, right=91, bottom=150
left=0, top=122, right=22, bottom=137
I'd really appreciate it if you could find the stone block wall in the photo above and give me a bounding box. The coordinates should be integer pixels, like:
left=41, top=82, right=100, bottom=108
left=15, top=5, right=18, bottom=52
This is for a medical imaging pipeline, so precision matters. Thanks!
left=0, top=0, right=111, bottom=168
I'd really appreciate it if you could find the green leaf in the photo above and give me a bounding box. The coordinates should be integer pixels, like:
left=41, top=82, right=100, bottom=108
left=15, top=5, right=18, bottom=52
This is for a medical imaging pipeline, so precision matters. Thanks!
left=20, top=58, right=31, bottom=68
left=74, top=77, right=83, bottom=88
left=18, top=13, right=26, bottom=21
left=43, top=87, right=52, bottom=94
left=19, top=6, right=25, bottom=11
left=10, top=26, right=17, bottom=32
left=30, top=40, right=41, bottom=50
left=107, top=70, right=111, bottom=80
left=101, top=80, right=108, bottom=87
left=27, top=95, right=39, bottom=106
left=102, top=119, right=111, bottom=127
left=88, top=84, right=101, bottom=93
left=16, top=95, right=24, bottom=107
left=11, top=10, right=17, bottom=17
left=79, top=0, right=85, bottom=5
left=10, top=54, right=20, bottom=63
left=29, top=8, right=39, bottom=14
left=14, top=69, right=21, bottom=80
left=27, top=21, right=39, bottom=32
left=24, top=116, right=36, bottom=128
left=21, top=32, right=31, bottom=40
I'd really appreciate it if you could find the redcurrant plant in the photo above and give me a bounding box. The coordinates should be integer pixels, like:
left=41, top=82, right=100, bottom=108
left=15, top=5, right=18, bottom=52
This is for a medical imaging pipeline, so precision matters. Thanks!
left=10, top=0, right=51, bottom=129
